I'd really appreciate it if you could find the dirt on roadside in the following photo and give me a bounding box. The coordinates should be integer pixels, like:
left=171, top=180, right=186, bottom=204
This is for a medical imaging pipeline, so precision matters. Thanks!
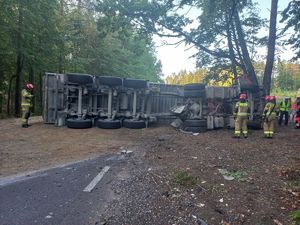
left=102, top=125, right=300, bottom=225
left=0, top=117, right=156, bottom=177
left=0, top=117, right=299, bottom=224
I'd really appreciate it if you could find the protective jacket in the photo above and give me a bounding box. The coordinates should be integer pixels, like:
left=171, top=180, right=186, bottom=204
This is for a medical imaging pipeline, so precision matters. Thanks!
left=263, top=102, right=277, bottom=120
left=234, top=101, right=250, bottom=118
left=233, top=101, right=250, bottom=138
left=21, top=89, right=33, bottom=107
left=279, top=101, right=291, bottom=112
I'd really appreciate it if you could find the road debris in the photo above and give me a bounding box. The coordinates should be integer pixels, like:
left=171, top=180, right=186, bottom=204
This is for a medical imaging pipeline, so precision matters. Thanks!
left=121, top=149, right=133, bottom=156
left=218, top=169, right=235, bottom=181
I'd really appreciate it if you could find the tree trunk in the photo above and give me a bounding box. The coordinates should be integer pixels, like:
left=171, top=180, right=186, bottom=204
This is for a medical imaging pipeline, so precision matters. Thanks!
left=29, top=64, right=34, bottom=84
left=0, top=93, right=2, bottom=114
left=29, top=64, right=35, bottom=112
left=0, top=70, right=3, bottom=114
left=231, top=21, right=246, bottom=73
left=263, top=0, right=278, bottom=95
left=234, top=10, right=259, bottom=87
left=39, top=72, right=43, bottom=115
left=7, top=75, right=16, bottom=115
left=14, top=0, right=24, bottom=117
left=15, top=50, right=24, bottom=117
left=58, top=0, right=64, bottom=73
left=225, top=13, right=238, bottom=84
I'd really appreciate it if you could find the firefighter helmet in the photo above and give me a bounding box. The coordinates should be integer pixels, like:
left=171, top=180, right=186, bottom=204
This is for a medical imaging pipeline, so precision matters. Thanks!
left=26, top=83, right=34, bottom=91
left=239, top=93, right=247, bottom=100
left=269, top=96, right=276, bottom=101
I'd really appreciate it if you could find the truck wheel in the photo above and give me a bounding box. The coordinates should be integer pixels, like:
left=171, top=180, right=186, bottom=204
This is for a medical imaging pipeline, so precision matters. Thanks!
left=184, top=119, right=207, bottom=127
left=66, top=118, right=93, bottom=129
left=97, top=119, right=121, bottom=129
left=184, top=126, right=207, bottom=133
left=184, top=83, right=205, bottom=91
left=184, top=90, right=206, bottom=97
left=123, top=78, right=148, bottom=89
left=96, top=76, right=122, bottom=86
left=66, top=73, right=93, bottom=85
left=123, top=119, right=146, bottom=129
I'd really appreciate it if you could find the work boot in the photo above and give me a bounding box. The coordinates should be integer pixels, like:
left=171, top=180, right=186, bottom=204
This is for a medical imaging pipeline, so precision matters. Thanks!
left=22, top=124, right=29, bottom=128
left=232, top=135, right=240, bottom=139
left=243, top=135, right=248, bottom=138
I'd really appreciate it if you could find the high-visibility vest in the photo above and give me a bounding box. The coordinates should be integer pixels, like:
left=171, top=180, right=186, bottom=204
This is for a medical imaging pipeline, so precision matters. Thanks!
left=279, top=101, right=291, bottom=112
left=21, top=89, right=33, bottom=107
left=235, top=101, right=249, bottom=117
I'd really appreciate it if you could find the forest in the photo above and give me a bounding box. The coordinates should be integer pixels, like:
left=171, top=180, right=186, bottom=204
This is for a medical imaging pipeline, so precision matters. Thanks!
left=0, top=0, right=299, bottom=117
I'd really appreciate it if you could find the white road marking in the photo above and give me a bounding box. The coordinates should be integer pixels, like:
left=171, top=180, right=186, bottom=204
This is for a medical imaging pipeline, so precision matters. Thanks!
left=83, top=166, right=110, bottom=192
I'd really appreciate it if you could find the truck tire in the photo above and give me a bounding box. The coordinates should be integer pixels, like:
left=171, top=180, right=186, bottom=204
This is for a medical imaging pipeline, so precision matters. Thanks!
left=184, top=83, right=205, bottom=91
left=184, top=89, right=206, bottom=97
left=123, top=119, right=146, bottom=129
left=123, top=78, right=148, bottom=89
left=97, top=119, right=121, bottom=129
left=184, top=126, right=207, bottom=133
left=96, top=76, right=122, bottom=86
left=66, top=118, right=93, bottom=129
left=66, top=73, right=93, bottom=85
left=184, top=119, right=207, bottom=127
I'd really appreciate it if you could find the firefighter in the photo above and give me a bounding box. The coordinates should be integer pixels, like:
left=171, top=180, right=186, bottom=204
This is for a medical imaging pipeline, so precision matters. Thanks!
left=294, top=105, right=300, bottom=128
left=233, top=93, right=250, bottom=138
left=278, top=97, right=291, bottom=126
left=262, top=96, right=278, bottom=138
left=21, top=83, right=34, bottom=128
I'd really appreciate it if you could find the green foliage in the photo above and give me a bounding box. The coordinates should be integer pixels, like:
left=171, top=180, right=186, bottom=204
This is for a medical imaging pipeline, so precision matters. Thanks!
left=174, top=171, right=197, bottom=187
left=276, top=61, right=300, bottom=91
left=165, top=69, right=207, bottom=85
left=204, top=64, right=235, bottom=86
left=281, top=0, right=300, bottom=60
left=271, top=89, right=297, bottom=99
left=226, top=170, right=248, bottom=182
left=289, top=210, right=300, bottom=225
left=253, top=61, right=300, bottom=99
left=96, top=0, right=267, bottom=87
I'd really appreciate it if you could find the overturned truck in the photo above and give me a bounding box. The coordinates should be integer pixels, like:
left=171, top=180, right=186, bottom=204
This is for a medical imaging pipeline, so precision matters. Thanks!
left=43, top=73, right=262, bottom=131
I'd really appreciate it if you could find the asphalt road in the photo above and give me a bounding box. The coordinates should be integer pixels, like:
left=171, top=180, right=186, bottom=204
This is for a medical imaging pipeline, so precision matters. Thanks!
left=0, top=153, right=131, bottom=225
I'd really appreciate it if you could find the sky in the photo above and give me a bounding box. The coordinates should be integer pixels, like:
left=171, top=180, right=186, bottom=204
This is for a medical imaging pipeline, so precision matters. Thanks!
left=154, top=0, right=292, bottom=77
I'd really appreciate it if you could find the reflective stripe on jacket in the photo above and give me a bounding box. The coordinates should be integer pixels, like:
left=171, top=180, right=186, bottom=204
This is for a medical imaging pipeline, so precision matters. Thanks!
left=263, top=102, right=277, bottom=120
left=21, top=89, right=33, bottom=107
left=234, top=102, right=250, bottom=117
left=279, top=101, right=291, bottom=112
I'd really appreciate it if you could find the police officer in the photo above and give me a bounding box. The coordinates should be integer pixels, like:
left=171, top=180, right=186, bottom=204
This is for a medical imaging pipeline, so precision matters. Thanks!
left=278, top=97, right=291, bottom=126
left=262, top=96, right=278, bottom=138
left=21, top=83, right=34, bottom=128
left=233, top=93, right=250, bottom=138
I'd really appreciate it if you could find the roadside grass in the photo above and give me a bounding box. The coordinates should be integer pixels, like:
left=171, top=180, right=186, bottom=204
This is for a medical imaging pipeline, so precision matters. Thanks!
left=280, top=166, right=300, bottom=224
left=226, top=170, right=248, bottom=182
left=174, top=171, right=197, bottom=187
left=289, top=210, right=300, bottom=225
